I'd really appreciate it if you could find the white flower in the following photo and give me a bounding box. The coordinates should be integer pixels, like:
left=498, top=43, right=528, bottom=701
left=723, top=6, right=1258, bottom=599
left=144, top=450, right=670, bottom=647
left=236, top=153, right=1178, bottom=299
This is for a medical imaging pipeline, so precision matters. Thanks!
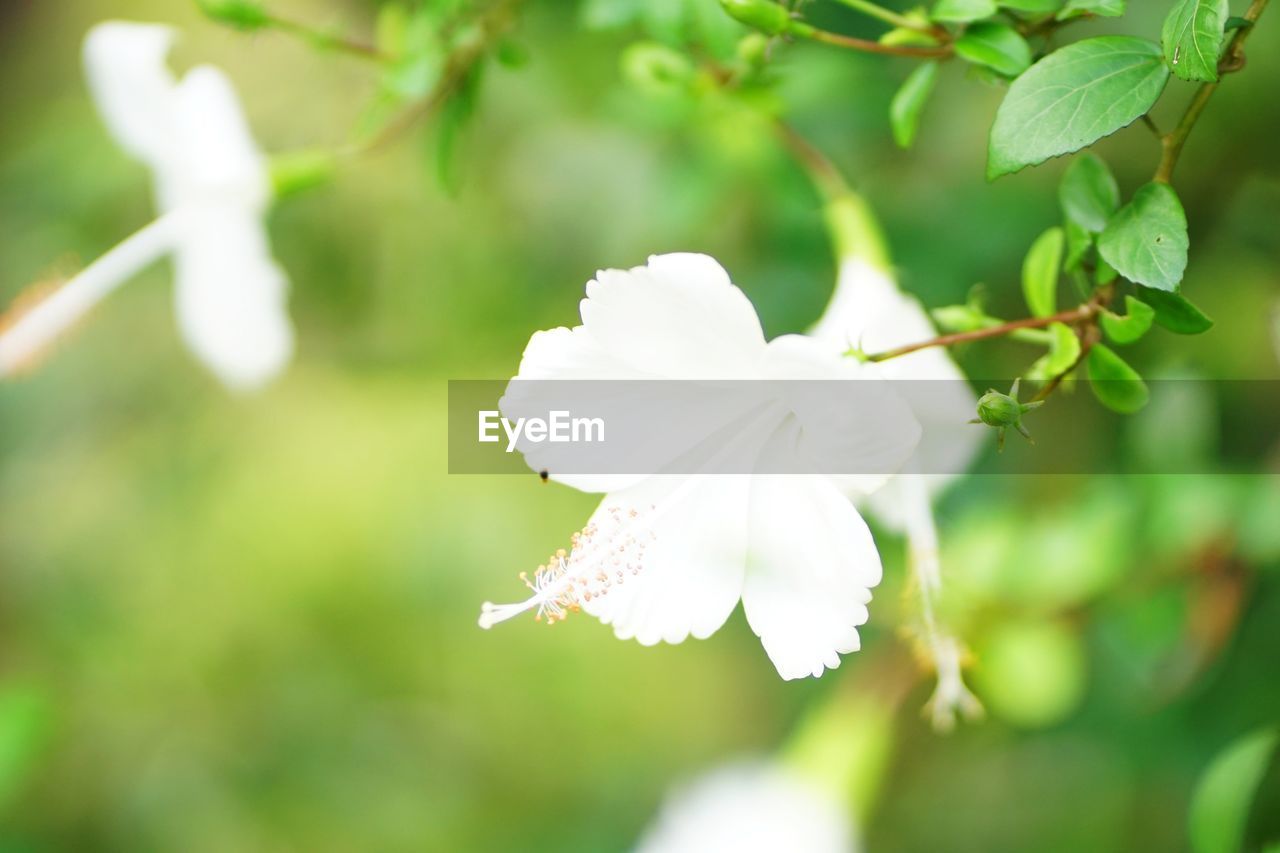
left=0, top=22, right=292, bottom=390
left=635, top=761, right=857, bottom=853
left=809, top=222, right=983, bottom=728
left=1272, top=301, right=1280, bottom=368
left=478, top=253, right=921, bottom=680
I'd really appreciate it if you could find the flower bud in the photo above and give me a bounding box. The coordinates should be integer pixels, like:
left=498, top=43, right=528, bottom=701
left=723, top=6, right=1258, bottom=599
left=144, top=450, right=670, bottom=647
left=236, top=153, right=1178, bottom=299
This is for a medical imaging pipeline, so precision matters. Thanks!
left=719, top=0, right=793, bottom=36
left=269, top=149, right=337, bottom=198
left=971, top=379, right=1042, bottom=451
left=975, top=389, right=1022, bottom=428
left=195, top=0, right=270, bottom=30
left=736, top=33, right=771, bottom=66
left=621, top=43, right=695, bottom=97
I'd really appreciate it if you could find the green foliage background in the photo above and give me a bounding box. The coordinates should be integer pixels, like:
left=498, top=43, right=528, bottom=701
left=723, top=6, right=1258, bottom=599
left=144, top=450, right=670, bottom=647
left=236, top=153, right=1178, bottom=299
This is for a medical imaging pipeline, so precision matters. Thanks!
left=0, top=0, right=1278, bottom=849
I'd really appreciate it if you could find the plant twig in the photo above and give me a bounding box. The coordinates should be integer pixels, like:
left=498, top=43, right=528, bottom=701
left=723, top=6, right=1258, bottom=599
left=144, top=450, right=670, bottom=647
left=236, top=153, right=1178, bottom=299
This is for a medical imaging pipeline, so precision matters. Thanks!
left=266, top=14, right=391, bottom=62
left=344, top=0, right=521, bottom=157
left=866, top=301, right=1102, bottom=362
left=791, top=22, right=953, bottom=58
left=828, top=0, right=940, bottom=35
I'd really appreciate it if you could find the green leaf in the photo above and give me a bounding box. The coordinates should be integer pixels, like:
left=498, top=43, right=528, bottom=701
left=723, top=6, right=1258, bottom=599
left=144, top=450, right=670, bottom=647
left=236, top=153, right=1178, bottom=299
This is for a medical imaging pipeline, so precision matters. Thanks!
left=580, top=0, right=645, bottom=29
left=987, top=37, right=1169, bottom=179
left=1134, top=285, right=1214, bottom=333
left=0, top=685, right=53, bottom=810
left=434, top=62, right=484, bottom=195
left=1022, top=227, right=1064, bottom=317
left=1100, top=295, right=1156, bottom=344
left=1088, top=344, right=1149, bottom=413
left=932, top=0, right=998, bottom=21
left=1058, top=0, right=1125, bottom=19
left=1095, top=253, right=1118, bottom=285
left=999, top=0, right=1061, bottom=12
left=1059, top=153, right=1120, bottom=233
left=1026, top=321, right=1081, bottom=380
left=1224, top=15, right=1254, bottom=31
left=890, top=62, right=940, bottom=148
left=1189, top=728, right=1278, bottom=853
left=955, top=22, right=1033, bottom=77
left=1162, top=0, right=1229, bottom=83
left=1064, top=219, right=1093, bottom=271
left=1097, top=182, right=1189, bottom=291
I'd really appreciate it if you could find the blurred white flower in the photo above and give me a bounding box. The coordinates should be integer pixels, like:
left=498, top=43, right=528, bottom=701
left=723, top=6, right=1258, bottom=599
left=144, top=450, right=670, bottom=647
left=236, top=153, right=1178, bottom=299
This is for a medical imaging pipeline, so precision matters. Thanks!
left=635, top=761, right=857, bottom=853
left=1272, top=301, right=1280, bottom=368
left=0, top=21, right=292, bottom=390
left=478, top=253, right=921, bottom=680
left=808, top=196, right=983, bottom=728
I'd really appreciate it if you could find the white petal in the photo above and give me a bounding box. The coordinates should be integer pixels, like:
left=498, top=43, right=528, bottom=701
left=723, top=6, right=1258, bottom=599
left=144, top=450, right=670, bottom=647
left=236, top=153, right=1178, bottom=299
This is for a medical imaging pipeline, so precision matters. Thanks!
left=170, top=66, right=270, bottom=208
left=636, top=760, right=857, bottom=853
left=172, top=206, right=293, bottom=390
left=810, top=259, right=980, bottom=496
left=580, top=476, right=750, bottom=646
left=505, top=254, right=780, bottom=492
left=761, top=334, right=921, bottom=493
left=741, top=462, right=881, bottom=680
left=577, top=253, right=767, bottom=378
left=82, top=22, right=178, bottom=168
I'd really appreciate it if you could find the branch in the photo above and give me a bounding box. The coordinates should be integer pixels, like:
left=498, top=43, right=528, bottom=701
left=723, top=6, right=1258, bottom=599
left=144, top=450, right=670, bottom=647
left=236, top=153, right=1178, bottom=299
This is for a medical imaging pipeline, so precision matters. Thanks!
left=790, top=22, right=953, bottom=58
left=265, top=14, right=391, bottom=62
left=344, top=0, right=521, bottom=157
left=1154, top=0, right=1270, bottom=183
left=866, top=301, right=1102, bottom=362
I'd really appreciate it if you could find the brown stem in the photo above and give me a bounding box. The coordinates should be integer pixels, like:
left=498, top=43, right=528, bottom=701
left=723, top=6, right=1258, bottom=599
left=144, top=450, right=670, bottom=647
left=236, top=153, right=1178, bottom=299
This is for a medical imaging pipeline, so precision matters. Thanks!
left=1154, top=0, right=1269, bottom=183
left=866, top=302, right=1101, bottom=362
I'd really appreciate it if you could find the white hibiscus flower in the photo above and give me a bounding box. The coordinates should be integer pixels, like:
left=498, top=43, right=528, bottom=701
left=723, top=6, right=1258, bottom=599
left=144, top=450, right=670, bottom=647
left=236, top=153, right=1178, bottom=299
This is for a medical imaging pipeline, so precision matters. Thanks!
left=478, top=253, right=922, bottom=680
left=635, top=760, right=857, bottom=853
left=0, top=22, right=292, bottom=390
left=808, top=193, right=983, bottom=727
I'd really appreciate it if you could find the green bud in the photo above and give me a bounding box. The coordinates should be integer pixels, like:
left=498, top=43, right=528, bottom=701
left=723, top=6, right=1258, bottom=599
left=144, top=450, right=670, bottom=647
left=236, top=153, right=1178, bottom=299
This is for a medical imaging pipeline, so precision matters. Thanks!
left=621, top=43, right=695, bottom=97
left=269, top=149, right=338, bottom=198
left=975, top=390, right=1022, bottom=428
left=194, top=0, right=270, bottom=30
left=736, top=33, right=771, bottom=66
left=719, top=0, right=793, bottom=36
left=971, top=379, right=1042, bottom=451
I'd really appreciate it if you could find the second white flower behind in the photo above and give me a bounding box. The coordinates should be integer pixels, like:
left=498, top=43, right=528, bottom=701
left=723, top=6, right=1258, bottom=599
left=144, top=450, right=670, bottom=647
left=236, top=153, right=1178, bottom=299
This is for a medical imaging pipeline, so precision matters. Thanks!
left=478, top=253, right=921, bottom=680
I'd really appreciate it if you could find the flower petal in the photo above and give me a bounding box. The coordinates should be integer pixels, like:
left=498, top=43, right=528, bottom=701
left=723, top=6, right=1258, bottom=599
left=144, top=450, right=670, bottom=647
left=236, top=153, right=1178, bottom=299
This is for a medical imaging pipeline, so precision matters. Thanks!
left=580, top=475, right=750, bottom=646
left=577, top=253, right=767, bottom=378
left=810, top=258, right=980, bottom=496
left=636, top=761, right=856, bottom=853
left=82, top=22, right=178, bottom=168
left=172, top=206, right=293, bottom=390
left=762, top=333, right=921, bottom=493
left=170, top=66, right=270, bottom=208
left=741, top=454, right=882, bottom=680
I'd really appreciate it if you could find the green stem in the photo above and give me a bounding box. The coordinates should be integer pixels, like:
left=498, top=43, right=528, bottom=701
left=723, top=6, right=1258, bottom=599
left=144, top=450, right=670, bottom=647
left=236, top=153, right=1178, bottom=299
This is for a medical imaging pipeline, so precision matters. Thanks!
left=828, top=0, right=934, bottom=33
left=790, top=21, right=953, bottom=58
left=343, top=0, right=521, bottom=157
left=1154, top=0, right=1269, bottom=183
left=265, top=14, right=390, bottom=62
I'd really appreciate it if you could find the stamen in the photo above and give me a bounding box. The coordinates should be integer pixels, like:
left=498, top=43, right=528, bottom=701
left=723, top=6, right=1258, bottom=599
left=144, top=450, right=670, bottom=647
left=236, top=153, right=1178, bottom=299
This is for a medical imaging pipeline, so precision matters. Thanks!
left=0, top=212, right=179, bottom=378
left=477, top=499, right=659, bottom=630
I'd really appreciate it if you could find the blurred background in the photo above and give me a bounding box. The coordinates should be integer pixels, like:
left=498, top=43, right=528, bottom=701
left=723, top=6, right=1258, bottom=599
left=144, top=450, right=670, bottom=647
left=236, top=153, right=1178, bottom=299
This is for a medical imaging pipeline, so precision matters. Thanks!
left=1, top=0, right=1278, bottom=849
